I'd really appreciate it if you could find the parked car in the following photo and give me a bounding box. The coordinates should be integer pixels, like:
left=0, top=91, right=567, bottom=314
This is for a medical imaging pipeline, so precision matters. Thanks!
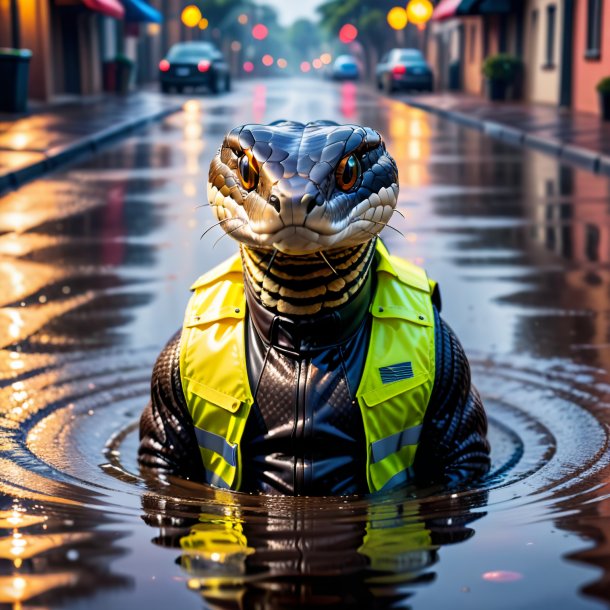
left=159, top=42, right=230, bottom=94
left=331, top=55, right=360, bottom=81
left=376, top=48, right=433, bottom=93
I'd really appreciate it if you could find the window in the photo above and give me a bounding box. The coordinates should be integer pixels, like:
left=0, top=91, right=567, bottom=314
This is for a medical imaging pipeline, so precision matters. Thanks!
left=545, top=5, right=556, bottom=67
left=586, top=0, right=602, bottom=59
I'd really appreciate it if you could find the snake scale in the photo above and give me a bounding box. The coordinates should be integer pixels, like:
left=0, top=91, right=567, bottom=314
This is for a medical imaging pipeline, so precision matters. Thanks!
left=138, top=121, right=490, bottom=495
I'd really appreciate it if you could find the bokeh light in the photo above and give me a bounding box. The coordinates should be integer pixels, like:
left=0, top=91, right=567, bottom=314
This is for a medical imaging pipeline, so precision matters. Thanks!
left=243, top=61, right=254, bottom=73
left=262, top=54, right=274, bottom=66
left=387, top=6, right=408, bottom=30
left=320, top=53, right=332, bottom=65
left=277, top=58, right=288, bottom=69
left=252, top=24, right=269, bottom=40
left=198, top=18, right=208, bottom=30
left=312, top=58, right=323, bottom=69
left=406, top=0, right=434, bottom=24
left=238, top=13, right=248, bottom=25
left=181, top=5, right=201, bottom=28
left=231, top=40, right=241, bottom=52
left=338, top=24, right=358, bottom=44
left=300, top=61, right=311, bottom=73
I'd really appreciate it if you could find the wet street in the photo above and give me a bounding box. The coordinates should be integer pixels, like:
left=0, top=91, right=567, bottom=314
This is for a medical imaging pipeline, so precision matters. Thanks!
left=2, top=76, right=610, bottom=609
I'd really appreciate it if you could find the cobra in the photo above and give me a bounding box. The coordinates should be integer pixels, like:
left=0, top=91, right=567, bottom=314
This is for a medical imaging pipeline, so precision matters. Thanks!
left=138, top=121, right=490, bottom=496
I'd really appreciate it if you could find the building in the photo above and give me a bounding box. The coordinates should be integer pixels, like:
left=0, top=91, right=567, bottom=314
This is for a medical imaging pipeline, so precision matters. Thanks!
left=571, top=0, right=610, bottom=116
left=429, top=0, right=610, bottom=117
left=430, top=1, right=525, bottom=97
left=0, top=0, right=162, bottom=102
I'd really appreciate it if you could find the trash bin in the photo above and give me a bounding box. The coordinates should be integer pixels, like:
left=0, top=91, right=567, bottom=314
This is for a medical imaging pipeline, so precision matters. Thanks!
left=115, top=56, right=134, bottom=95
left=0, top=48, right=32, bottom=113
left=448, top=60, right=461, bottom=91
left=103, top=60, right=117, bottom=93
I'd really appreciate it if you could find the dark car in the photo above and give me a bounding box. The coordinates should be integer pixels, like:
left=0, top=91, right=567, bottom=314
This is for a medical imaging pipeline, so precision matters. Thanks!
left=376, top=48, right=433, bottom=93
left=159, top=42, right=231, bottom=94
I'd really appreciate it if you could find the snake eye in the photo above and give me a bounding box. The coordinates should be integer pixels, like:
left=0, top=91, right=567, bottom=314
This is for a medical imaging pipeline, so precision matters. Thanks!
left=335, top=154, right=361, bottom=192
left=238, top=151, right=259, bottom=191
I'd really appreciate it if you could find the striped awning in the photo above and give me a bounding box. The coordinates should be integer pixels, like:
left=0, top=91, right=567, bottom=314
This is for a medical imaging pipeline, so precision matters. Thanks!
left=457, top=0, right=514, bottom=14
left=82, top=0, right=124, bottom=19
left=122, top=0, right=162, bottom=23
left=431, top=0, right=463, bottom=20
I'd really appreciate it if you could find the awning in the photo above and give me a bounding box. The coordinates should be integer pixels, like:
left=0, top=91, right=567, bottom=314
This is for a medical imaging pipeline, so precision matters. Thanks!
left=122, top=0, right=162, bottom=23
left=432, top=0, right=464, bottom=20
left=82, top=0, right=124, bottom=19
left=457, top=0, right=514, bottom=14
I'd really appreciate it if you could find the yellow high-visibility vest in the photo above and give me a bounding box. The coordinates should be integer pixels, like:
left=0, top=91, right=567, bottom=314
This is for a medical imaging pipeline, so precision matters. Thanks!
left=179, top=241, right=436, bottom=493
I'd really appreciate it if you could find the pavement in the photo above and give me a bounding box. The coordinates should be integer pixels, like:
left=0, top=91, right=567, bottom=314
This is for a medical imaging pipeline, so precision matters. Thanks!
left=401, top=92, right=610, bottom=175
left=0, top=91, right=181, bottom=195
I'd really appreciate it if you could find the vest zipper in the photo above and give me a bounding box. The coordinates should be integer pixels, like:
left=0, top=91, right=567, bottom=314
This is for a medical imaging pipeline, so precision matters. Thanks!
left=294, top=357, right=308, bottom=494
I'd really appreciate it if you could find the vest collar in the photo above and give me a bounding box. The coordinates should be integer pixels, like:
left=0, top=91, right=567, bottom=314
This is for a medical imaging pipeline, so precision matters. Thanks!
left=244, top=271, right=373, bottom=355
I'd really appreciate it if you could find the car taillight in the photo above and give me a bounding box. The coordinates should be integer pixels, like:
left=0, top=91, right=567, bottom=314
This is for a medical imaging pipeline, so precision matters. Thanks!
left=159, top=59, right=170, bottom=72
left=392, top=65, right=407, bottom=76
left=198, top=60, right=211, bottom=72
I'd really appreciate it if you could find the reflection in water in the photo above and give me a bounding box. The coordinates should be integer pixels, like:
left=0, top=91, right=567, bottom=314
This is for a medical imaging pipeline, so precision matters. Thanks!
left=0, top=504, right=131, bottom=606
left=142, top=487, right=486, bottom=609
left=340, top=82, right=357, bottom=120
left=252, top=85, right=267, bottom=124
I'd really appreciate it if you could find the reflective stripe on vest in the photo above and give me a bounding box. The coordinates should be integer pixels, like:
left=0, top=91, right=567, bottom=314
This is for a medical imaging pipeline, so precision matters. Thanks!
left=179, top=241, right=436, bottom=493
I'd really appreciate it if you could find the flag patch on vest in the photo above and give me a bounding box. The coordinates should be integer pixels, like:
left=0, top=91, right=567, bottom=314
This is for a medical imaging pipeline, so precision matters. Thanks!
left=379, top=362, right=414, bottom=383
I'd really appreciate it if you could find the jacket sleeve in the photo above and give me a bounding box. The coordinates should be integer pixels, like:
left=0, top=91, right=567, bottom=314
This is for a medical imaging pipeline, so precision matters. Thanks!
left=413, top=306, right=491, bottom=486
left=138, top=331, right=204, bottom=482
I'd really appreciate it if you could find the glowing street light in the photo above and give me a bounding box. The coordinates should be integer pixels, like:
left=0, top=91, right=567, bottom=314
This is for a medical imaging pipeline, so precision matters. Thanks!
left=406, top=0, right=434, bottom=25
left=198, top=18, right=209, bottom=30
left=181, top=5, right=201, bottom=28
left=320, top=53, right=332, bottom=65
left=252, top=23, right=268, bottom=40
left=387, top=6, right=408, bottom=30
left=338, top=23, right=358, bottom=44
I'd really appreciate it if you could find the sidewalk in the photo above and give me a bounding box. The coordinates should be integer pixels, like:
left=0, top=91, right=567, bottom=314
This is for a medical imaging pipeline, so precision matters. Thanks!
left=0, top=92, right=182, bottom=195
left=402, top=92, right=610, bottom=176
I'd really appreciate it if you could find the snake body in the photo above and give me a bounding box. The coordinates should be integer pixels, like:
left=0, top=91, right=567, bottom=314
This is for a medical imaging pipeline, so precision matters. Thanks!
left=138, top=121, right=490, bottom=495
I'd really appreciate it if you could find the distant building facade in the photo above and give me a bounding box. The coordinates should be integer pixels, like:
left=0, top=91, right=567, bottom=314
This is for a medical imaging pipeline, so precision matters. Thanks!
left=429, top=0, right=610, bottom=117
left=0, top=0, right=163, bottom=102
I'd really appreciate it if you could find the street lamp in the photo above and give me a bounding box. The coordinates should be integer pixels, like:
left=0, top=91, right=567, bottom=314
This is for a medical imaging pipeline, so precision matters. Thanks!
left=405, top=0, right=434, bottom=25
left=251, top=24, right=268, bottom=40
left=387, top=7, right=408, bottom=30
left=338, top=24, right=358, bottom=44
left=181, top=5, right=201, bottom=28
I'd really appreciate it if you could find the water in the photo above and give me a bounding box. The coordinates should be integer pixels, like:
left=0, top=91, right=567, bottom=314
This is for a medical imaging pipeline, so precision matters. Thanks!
left=1, top=79, right=610, bottom=609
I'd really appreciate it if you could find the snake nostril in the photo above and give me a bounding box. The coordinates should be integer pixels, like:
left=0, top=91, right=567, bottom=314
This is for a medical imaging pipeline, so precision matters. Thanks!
left=303, top=193, right=322, bottom=215
left=269, top=194, right=281, bottom=213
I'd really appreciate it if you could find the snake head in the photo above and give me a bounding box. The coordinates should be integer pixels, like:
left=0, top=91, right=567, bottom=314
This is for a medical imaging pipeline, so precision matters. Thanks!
left=207, top=120, right=399, bottom=255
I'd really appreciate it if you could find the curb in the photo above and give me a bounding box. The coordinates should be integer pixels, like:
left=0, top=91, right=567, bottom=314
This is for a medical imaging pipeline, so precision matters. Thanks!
left=402, top=96, right=610, bottom=176
left=0, top=104, right=180, bottom=196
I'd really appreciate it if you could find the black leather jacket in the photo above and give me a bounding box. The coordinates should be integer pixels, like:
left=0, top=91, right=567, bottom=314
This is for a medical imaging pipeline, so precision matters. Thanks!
left=139, top=277, right=490, bottom=495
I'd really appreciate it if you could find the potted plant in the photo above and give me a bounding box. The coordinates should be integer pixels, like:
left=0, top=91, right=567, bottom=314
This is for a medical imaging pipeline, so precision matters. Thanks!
left=482, top=54, right=522, bottom=102
left=596, top=77, right=610, bottom=121
left=115, top=55, right=134, bottom=95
